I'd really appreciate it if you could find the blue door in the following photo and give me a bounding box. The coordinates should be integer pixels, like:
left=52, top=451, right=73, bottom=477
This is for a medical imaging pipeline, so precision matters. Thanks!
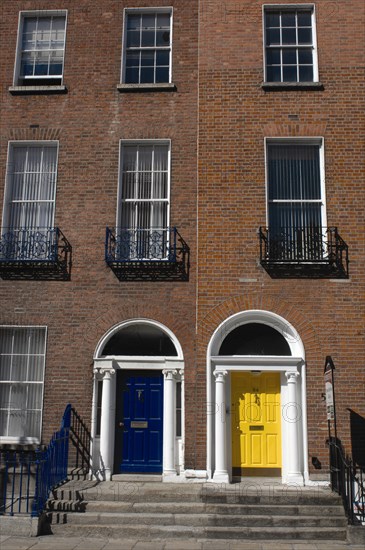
left=116, top=370, right=164, bottom=473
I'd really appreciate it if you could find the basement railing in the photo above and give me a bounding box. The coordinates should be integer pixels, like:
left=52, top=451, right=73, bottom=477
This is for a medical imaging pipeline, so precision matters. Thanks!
left=105, top=226, right=190, bottom=281
left=259, top=226, right=349, bottom=278
left=0, top=227, right=72, bottom=280
left=0, top=404, right=91, bottom=517
left=328, top=437, right=365, bottom=525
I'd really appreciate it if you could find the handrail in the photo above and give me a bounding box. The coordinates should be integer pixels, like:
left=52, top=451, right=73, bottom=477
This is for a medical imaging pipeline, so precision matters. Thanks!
left=328, top=437, right=365, bottom=525
left=0, top=404, right=91, bottom=517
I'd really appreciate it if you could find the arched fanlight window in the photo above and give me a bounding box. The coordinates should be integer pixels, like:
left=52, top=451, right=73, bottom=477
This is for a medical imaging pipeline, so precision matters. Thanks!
left=218, top=322, right=291, bottom=356
left=101, top=323, right=178, bottom=356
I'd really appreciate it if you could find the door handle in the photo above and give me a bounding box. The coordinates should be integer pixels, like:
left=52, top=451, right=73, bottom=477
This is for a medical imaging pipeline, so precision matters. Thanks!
left=119, top=422, right=124, bottom=428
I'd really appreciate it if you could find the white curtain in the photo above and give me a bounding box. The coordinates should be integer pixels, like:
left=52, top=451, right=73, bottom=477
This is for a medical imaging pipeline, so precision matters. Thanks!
left=120, top=144, right=169, bottom=258
left=7, top=145, right=57, bottom=231
left=0, top=327, right=45, bottom=440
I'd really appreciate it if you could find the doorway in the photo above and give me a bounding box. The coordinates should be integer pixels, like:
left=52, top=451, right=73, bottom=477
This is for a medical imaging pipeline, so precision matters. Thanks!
left=231, top=371, right=281, bottom=477
left=115, top=370, right=164, bottom=473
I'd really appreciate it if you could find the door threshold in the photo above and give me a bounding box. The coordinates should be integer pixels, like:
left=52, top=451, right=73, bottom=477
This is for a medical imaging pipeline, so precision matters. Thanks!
left=112, top=474, right=162, bottom=482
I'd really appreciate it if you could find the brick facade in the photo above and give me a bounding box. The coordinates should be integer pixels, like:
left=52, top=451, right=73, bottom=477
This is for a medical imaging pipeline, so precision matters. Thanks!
left=0, top=0, right=364, bottom=481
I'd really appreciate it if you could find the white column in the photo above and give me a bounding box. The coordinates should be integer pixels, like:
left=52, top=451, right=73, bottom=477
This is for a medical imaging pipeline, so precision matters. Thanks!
left=162, top=368, right=177, bottom=478
left=98, top=366, right=116, bottom=481
left=285, top=371, right=302, bottom=483
left=212, top=370, right=229, bottom=483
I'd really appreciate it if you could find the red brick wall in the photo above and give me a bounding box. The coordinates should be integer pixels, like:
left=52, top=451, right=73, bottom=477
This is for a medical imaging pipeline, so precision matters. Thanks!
left=0, top=0, right=364, bottom=477
left=0, top=0, right=199, bottom=448
left=195, top=0, right=365, bottom=473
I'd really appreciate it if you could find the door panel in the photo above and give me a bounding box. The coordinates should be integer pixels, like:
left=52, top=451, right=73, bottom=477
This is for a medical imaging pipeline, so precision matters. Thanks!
left=232, top=372, right=281, bottom=476
left=115, top=370, right=163, bottom=473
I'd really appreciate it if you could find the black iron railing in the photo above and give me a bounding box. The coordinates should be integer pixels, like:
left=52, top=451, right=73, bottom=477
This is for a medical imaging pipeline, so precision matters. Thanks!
left=328, top=437, right=365, bottom=525
left=259, top=226, right=349, bottom=278
left=0, top=227, right=72, bottom=280
left=0, top=404, right=91, bottom=517
left=105, top=227, right=190, bottom=281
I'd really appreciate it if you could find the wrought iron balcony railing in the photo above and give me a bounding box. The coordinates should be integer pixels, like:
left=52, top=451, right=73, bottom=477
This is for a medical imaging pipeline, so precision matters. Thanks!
left=259, top=226, right=349, bottom=278
left=0, top=227, right=72, bottom=280
left=105, top=227, right=190, bottom=281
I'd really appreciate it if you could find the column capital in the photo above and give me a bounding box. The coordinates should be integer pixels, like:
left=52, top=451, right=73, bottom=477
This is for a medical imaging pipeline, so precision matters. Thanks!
left=285, top=370, right=300, bottom=383
left=213, top=369, right=228, bottom=382
left=162, top=368, right=178, bottom=380
left=94, top=366, right=116, bottom=378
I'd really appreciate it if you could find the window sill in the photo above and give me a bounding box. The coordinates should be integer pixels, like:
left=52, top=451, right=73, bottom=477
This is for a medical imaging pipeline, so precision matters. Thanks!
left=261, top=82, right=324, bottom=91
left=117, top=82, right=176, bottom=93
left=9, top=85, right=68, bottom=95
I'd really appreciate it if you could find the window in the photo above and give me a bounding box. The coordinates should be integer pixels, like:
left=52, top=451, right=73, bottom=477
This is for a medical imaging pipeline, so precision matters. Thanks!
left=14, top=12, right=67, bottom=86
left=118, top=142, right=170, bottom=259
left=264, top=6, right=317, bottom=83
left=2, top=142, right=58, bottom=260
left=122, top=9, right=172, bottom=84
left=266, top=139, right=326, bottom=258
left=0, top=327, right=46, bottom=443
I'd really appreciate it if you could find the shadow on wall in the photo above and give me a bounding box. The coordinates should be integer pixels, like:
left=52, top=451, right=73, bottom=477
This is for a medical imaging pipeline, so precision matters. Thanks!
left=348, top=409, right=365, bottom=468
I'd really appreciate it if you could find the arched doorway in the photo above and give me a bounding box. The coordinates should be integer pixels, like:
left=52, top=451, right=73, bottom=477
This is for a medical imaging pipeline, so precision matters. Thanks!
left=92, top=320, right=184, bottom=480
left=207, top=310, right=307, bottom=485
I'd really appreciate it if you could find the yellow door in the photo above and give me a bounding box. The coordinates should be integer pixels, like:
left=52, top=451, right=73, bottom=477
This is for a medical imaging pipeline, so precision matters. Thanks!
left=231, top=372, right=281, bottom=476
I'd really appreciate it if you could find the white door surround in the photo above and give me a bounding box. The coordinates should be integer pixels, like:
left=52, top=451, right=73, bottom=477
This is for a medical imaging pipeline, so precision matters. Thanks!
left=207, top=310, right=309, bottom=485
left=91, top=319, right=184, bottom=481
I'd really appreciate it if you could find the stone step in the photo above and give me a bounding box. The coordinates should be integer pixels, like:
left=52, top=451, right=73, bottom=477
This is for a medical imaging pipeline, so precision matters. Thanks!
left=47, top=498, right=346, bottom=517
left=49, top=523, right=348, bottom=541
left=48, top=510, right=347, bottom=528
left=51, top=483, right=341, bottom=506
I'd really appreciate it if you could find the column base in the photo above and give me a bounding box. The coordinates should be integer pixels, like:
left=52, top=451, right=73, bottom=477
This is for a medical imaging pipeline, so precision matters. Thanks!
left=283, top=473, right=304, bottom=486
left=211, top=470, right=230, bottom=483
left=162, top=469, right=178, bottom=481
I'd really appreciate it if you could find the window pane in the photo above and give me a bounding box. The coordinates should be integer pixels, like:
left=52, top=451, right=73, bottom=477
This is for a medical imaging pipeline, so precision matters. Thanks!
left=299, top=65, right=313, bottom=82
left=282, top=49, right=297, bottom=64
left=283, top=65, right=297, bottom=82
left=156, top=50, right=169, bottom=65
left=125, top=67, right=139, bottom=84
left=298, top=28, right=312, bottom=44
left=141, top=30, right=155, bottom=47
left=0, top=328, right=13, bottom=354
left=34, top=51, right=50, bottom=75
left=0, top=356, right=12, bottom=380
left=138, top=147, right=153, bottom=171
left=281, top=13, right=296, bottom=26
left=266, top=49, right=280, bottom=65
left=266, top=66, right=281, bottom=82
left=49, top=51, right=64, bottom=75
left=298, top=49, right=313, bottom=64
left=266, top=13, right=280, bottom=27
left=142, top=14, right=155, bottom=29
left=266, top=28, right=280, bottom=46
left=0, top=411, right=8, bottom=436
left=27, top=384, right=42, bottom=409
left=141, top=51, right=155, bottom=67
left=156, top=67, right=169, bottom=83
left=282, top=28, right=296, bottom=45
left=123, top=147, right=137, bottom=172
left=156, top=30, right=170, bottom=46
left=127, top=15, right=140, bottom=30
left=126, top=51, right=140, bottom=67
left=298, top=12, right=312, bottom=26
left=126, top=30, right=140, bottom=48
left=20, top=53, right=35, bottom=76
left=27, top=356, right=44, bottom=381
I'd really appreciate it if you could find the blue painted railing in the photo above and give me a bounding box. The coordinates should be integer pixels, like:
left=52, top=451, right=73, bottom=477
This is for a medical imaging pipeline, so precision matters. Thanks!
left=0, top=404, right=71, bottom=517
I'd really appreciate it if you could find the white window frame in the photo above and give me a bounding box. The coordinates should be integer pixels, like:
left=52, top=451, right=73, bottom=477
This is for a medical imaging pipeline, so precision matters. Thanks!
left=117, top=139, right=171, bottom=260
left=262, top=4, right=318, bottom=83
left=121, top=7, right=173, bottom=85
left=264, top=137, right=327, bottom=229
left=0, top=325, right=47, bottom=444
left=2, top=141, right=59, bottom=232
left=13, top=10, right=68, bottom=86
